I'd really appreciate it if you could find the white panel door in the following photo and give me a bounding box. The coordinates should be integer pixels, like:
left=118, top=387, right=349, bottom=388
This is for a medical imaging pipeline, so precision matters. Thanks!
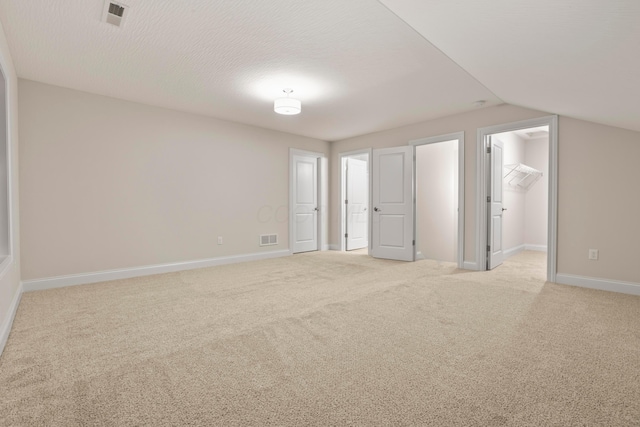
left=292, top=155, right=318, bottom=253
left=346, top=158, right=368, bottom=250
left=488, top=136, right=504, bottom=269
left=371, top=146, right=415, bottom=261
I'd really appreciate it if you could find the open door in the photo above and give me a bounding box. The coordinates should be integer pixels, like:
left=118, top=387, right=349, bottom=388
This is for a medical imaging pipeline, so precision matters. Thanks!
left=371, top=146, right=415, bottom=261
left=292, top=154, right=318, bottom=253
left=346, top=158, right=368, bottom=250
left=487, top=136, right=504, bottom=269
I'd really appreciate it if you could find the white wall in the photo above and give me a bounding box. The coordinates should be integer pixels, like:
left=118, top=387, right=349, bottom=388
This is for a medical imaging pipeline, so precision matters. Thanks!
left=524, top=136, right=548, bottom=248
left=494, top=131, right=548, bottom=256
left=0, top=20, right=21, bottom=354
left=416, top=140, right=457, bottom=262
left=19, top=80, right=329, bottom=281
left=494, top=132, right=526, bottom=253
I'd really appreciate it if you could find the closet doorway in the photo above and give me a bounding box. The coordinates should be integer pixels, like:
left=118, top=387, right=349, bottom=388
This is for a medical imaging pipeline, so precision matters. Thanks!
left=477, top=116, right=558, bottom=281
left=410, top=132, right=464, bottom=268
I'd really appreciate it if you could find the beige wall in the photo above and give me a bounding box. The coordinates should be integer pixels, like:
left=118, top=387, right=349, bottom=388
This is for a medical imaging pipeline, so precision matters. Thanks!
left=495, top=131, right=526, bottom=252
left=19, top=80, right=329, bottom=280
left=0, top=21, right=21, bottom=343
left=330, top=104, right=550, bottom=264
left=558, top=117, right=640, bottom=283
left=16, top=79, right=640, bottom=286
left=524, top=136, right=548, bottom=247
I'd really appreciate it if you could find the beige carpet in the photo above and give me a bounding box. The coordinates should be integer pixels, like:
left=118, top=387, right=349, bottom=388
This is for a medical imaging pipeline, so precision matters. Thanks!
left=1, top=251, right=639, bottom=426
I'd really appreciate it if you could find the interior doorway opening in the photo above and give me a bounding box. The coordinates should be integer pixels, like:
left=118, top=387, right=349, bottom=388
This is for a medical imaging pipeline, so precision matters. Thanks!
left=477, top=116, right=558, bottom=282
left=339, top=150, right=370, bottom=252
left=410, top=132, right=464, bottom=268
left=491, top=126, right=549, bottom=268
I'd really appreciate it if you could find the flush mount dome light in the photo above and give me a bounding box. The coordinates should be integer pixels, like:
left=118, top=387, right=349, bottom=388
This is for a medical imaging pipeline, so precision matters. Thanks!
left=274, top=88, right=301, bottom=115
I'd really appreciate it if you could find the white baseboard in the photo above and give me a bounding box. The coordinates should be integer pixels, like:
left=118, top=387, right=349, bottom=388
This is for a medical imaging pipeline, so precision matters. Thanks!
left=22, top=249, right=292, bottom=293
left=415, top=251, right=426, bottom=260
left=328, top=244, right=340, bottom=251
left=525, top=244, right=547, bottom=252
left=555, top=273, right=640, bottom=296
left=321, top=244, right=331, bottom=251
left=0, top=282, right=22, bottom=357
left=463, top=261, right=479, bottom=271
left=504, top=245, right=525, bottom=259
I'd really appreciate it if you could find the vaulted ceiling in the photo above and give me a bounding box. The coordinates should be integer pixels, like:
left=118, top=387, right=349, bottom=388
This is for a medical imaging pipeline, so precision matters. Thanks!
left=1, top=0, right=638, bottom=141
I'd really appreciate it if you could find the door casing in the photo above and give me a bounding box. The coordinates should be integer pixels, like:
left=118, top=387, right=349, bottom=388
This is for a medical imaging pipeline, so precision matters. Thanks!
left=476, top=115, right=558, bottom=282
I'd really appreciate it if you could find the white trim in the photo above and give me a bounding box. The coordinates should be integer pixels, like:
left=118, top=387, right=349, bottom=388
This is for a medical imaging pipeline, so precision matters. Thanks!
left=0, top=254, right=11, bottom=281
left=555, top=274, right=640, bottom=296
left=0, top=281, right=21, bottom=357
left=328, top=244, right=340, bottom=251
left=410, top=131, right=465, bottom=269
left=0, top=61, right=14, bottom=263
left=339, top=148, right=372, bottom=252
left=476, top=115, right=558, bottom=281
left=22, top=249, right=291, bottom=292
left=463, top=261, right=478, bottom=270
left=321, top=244, right=330, bottom=251
left=504, top=245, right=525, bottom=259
left=525, top=244, right=547, bottom=252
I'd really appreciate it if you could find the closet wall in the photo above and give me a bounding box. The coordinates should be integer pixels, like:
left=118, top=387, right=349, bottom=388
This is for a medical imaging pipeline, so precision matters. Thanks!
left=495, top=132, right=548, bottom=256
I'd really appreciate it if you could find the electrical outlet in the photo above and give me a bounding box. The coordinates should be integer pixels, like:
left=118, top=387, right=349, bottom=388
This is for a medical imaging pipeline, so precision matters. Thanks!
left=588, top=249, right=598, bottom=260
left=217, top=236, right=223, bottom=245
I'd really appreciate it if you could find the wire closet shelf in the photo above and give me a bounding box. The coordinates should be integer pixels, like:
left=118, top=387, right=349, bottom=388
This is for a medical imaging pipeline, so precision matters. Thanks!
left=503, top=163, right=543, bottom=190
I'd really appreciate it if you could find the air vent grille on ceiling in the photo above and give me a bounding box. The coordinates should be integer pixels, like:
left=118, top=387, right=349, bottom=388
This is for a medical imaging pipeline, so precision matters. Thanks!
left=109, top=3, right=125, bottom=17
left=103, top=1, right=128, bottom=27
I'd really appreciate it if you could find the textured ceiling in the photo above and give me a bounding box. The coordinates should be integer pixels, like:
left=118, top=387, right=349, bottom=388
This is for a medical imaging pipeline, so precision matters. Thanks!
left=380, top=0, right=640, bottom=134
left=1, top=1, right=637, bottom=141
left=0, top=0, right=499, bottom=141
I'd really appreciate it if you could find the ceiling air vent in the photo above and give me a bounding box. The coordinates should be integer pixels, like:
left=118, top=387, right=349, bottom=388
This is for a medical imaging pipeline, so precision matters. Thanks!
left=102, top=1, right=128, bottom=28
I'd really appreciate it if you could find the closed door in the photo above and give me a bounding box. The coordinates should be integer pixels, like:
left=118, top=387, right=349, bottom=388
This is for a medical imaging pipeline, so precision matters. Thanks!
left=292, top=155, right=318, bottom=253
left=346, top=158, right=368, bottom=250
left=487, top=136, right=504, bottom=269
left=371, top=146, right=415, bottom=261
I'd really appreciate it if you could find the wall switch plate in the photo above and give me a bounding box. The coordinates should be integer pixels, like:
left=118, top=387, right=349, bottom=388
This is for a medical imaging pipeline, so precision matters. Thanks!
left=588, top=249, right=598, bottom=260
left=217, top=236, right=223, bottom=245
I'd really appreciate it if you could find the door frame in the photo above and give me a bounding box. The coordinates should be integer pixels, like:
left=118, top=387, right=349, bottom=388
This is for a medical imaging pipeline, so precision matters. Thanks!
left=409, top=131, right=465, bottom=268
left=476, top=115, right=558, bottom=282
left=289, top=148, right=328, bottom=253
left=339, top=148, right=372, bottom=252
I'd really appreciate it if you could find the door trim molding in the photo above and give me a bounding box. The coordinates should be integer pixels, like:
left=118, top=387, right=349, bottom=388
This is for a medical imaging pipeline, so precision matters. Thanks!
left=409, top=131, right=465, bottom=269
left=289, top=149, right=327, bottom=253
left=476, top=115, right=558, bottom=282
left=339, top=148, right=372, bottom=252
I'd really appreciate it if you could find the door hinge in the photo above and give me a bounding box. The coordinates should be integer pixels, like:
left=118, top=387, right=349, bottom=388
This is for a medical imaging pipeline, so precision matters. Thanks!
left=487, top=245, right=490, bottom=252
left=487, top=196, right=491, bottom=203
left=413, top=240, right=415, bottom=246
left=486, top=146, right=491, bottom=154
left=345, top=199, right=348, bottom=204
left=345, top=233, right=348, bottom=238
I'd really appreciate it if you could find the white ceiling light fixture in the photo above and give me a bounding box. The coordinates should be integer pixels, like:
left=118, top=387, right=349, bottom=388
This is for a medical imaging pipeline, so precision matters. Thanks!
left=274, top=89, right=301, bottom=115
